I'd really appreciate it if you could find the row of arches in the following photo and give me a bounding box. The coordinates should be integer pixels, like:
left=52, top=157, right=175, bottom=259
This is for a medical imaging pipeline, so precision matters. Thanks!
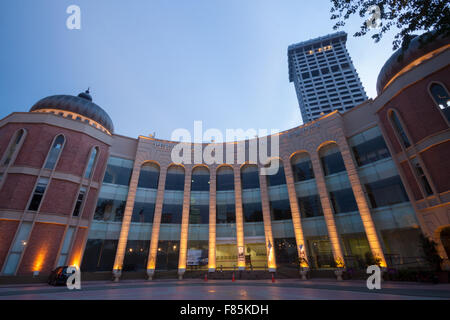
left=134, top=143, right=343, bottom=192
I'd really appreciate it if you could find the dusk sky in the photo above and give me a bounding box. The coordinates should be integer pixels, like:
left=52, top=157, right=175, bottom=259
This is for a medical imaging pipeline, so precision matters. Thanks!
left=0, top=0, right=400, bottom=141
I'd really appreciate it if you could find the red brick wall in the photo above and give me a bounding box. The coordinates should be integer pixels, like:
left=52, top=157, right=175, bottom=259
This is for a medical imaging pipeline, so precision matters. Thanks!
left=421, top=141, right=450, bottom=193
left=0, top=174, right=37, bottom=211
left=400, top=161, right=423, bottom=201
left=82, top=188, right=99, bottom=220
left=68, top=227, right=88, bottom=267
left=39, top=179, right=79, bottom=216
left=0, top=124, right=23, bottom=163
left=0, top=220, right=19, bottom=271
left=377, top=66, right=450, bottom=154
left=17, top=222, right=65, bottom=275
left=13, top=123, right=109, bottom=183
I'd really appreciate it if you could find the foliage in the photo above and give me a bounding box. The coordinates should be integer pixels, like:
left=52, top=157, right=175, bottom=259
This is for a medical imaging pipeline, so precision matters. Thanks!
left=330, top=0, right=450, bottom=50
left=419, top=234, right=443, bottom=272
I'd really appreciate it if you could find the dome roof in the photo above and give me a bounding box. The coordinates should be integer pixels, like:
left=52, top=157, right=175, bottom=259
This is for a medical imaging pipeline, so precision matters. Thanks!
left=30, top=90, right=114, bottom=133
left=376, top=32, right=450, bottom=94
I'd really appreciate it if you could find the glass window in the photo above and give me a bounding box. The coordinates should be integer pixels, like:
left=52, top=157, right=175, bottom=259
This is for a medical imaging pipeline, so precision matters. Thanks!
left=217, top=203, right=236, bottom=223
left=94, top=198, right=126, bottom=222
left=412, top=159, right=433, bottom=196
left=365, top=176, right=408, bottom=208
left=352, top=136, right=390, bottom=166
left=321, top=67, right=330, bottom=75
left=156, top=240, right=180, bottom=270
left=123, top=240, right=150, bottom=272
left=320, top=144, right=346, bottom=175
left=72, top=187, right=86, bottom=216
left=329, top=188, right=358, bottom=214
left=274, top=238, right=298, bottom=267
left=269, top=199, right=292, bottom=221
left=217, top=166, right=234, bottom=191
left=429, top=83, right=450, bottom=122
left=291, top=153, right=314, bottom=182
left=266, top=163, right=287, bottom=187
left=137, top=162, right=160, bottom=189
left=103, top=160, right=133, bottom=186
left=84, top=148, right=98, bottom=179
left=241, top=165, right=260, bottom=189
left=81, top=239, right=118, bottom=272
left=28, top=178, right=49, bottom=211
left=189, top=204, right=209, bottom=224
left=191, top=166, right=210, bottom=191
left=44, top=135, right=65, bottom=170
left=2, top=129, right=25, bottom=166
left=161, top=203, right=183, bottom=224
left=390, top=111, right=411, bottom=148
left=131, top=202, right=155, bottom=223
left=164, top=166, right=185, bottom=191
left=242, top=202, right=263, bottom=222
left=298, top=195, right=323, bottom=218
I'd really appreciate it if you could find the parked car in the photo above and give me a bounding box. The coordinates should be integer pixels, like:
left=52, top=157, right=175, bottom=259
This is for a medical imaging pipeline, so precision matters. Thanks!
left=48, top=266, right=71, bottom=286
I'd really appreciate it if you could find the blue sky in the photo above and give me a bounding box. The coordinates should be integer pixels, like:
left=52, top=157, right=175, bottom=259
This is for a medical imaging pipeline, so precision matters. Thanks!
left=0, top=0, right=399, bottom=140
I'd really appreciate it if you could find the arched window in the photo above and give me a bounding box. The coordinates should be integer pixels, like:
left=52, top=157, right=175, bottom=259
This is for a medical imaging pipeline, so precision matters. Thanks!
left=389, top=111, right=411, bottom=148
left=429, top=82, right=450, bottom=122
left=44, top=135, right=65, bottom=170
left=137, top=162, right=160, bottom=189
left=266, top=159, right=287, bottom=187
left=84, top=147, right=99, bottom=179
left=319, top=143, right=346, bottom=176
left=2, top=129, right=25, bottom=166
left=291, top=152, right=314, bottom=182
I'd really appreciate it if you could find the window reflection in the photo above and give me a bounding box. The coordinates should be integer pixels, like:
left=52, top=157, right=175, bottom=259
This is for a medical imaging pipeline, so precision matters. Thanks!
left=241, top=165, right=263, bottom=222
left=84, top=147, right=98, bottom=179
left=429, top=82, right=450, bottom=122
left=44, top=135, right=64, bottom=170
left=365, top=176, right=408, bottom=208
left=352, top=136, right=390, bottom=166
left=81, top=239, right=118, bottom=272
left=123, top=240, right=150, bottom=272
left=216, top=166, right=236, bottom=224
left=103, top=162, right=133, bottom=186
left=389, top=111, right=411, bottom=148
left=266, top=163, right=287, bottom=187
left=28, top=178, right=49, bottom=211
left=191, top=166, right=210, bottom=191
left=241, top=165, right=260, bottom=189
left=320, top=144, right=346, bottom=175
left=165, top=165, right=185, bottom=191
left=216, top=166, right=234, bottom=191
left=2, top=129, right=25, bottom=166
left=156, top=240, right=180, bottom=271
left=94, top=198, right=126, bottom=222
left=291, top=153, right=314, bottom=182
left=298, top=195, right=323, bottom=218
left=329, top=188, right=358, bottom=214
left=137, top=163, right=160, bottom=189
left=132, top=202, right=155, bottom=223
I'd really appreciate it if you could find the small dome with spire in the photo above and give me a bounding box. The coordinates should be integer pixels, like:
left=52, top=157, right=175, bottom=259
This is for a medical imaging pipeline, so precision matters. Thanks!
left=30, top=90, right=114, bottom=133
left=77, top=88, right=93, bottom=101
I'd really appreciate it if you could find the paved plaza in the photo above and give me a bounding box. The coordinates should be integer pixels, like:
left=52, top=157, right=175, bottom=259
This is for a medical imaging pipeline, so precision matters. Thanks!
left=0, top=279, right=449, bottom=300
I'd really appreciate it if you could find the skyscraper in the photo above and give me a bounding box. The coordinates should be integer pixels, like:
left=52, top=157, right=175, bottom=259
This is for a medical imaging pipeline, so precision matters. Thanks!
left=288, top=31, right=368, bottom=123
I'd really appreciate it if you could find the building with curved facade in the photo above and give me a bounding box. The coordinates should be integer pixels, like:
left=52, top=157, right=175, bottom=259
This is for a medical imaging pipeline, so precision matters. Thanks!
left=0, top=34, right=449, bottom=280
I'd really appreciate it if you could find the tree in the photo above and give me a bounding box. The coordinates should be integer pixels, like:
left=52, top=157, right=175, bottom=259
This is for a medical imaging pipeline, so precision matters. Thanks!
left=419, top=234, right=442, bottom=272
left=330, top=0, right=450, bottom=51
